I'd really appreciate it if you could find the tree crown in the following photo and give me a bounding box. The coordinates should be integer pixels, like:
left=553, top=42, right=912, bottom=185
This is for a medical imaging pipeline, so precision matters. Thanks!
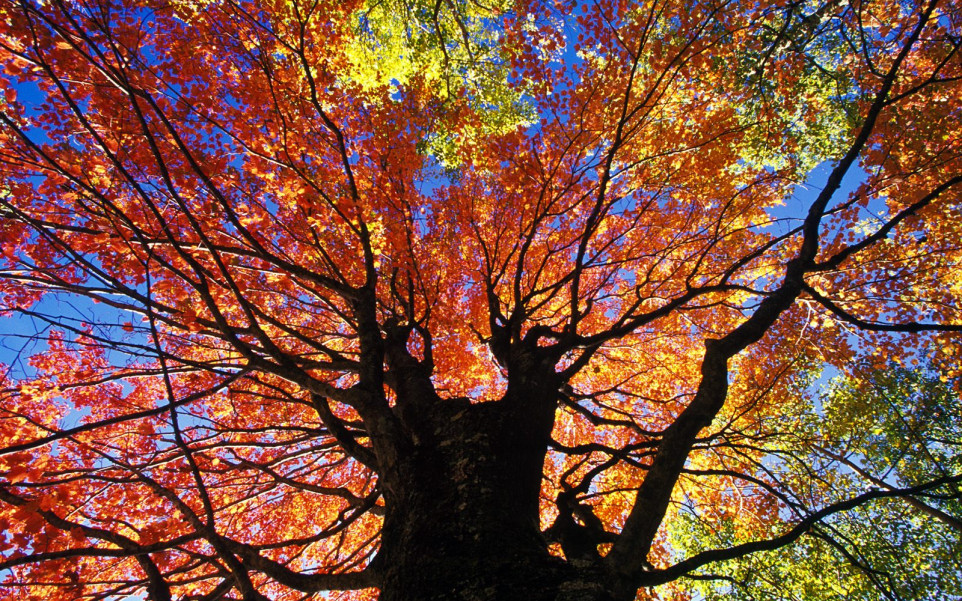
left=0, top=0, right=960, bottom=599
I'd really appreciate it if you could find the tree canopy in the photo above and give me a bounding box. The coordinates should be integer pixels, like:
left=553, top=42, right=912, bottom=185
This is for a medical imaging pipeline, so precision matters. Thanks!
left=0, top=0, right=960, bottom=600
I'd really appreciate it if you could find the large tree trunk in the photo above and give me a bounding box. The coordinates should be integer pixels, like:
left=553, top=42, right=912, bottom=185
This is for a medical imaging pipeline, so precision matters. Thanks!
left=374, top=398, right=608, bottom=601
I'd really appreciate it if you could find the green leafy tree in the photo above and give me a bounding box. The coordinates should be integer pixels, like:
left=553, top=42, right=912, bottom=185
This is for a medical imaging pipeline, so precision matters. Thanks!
left=675, top=366, right=962, bottom=600
left=344, top=0, right=534, bottom=165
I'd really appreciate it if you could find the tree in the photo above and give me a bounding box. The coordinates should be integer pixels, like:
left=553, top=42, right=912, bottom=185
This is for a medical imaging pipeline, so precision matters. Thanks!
left=0, top=0, right=960, bottom=599
left=674, top=365, right=962, bottom=600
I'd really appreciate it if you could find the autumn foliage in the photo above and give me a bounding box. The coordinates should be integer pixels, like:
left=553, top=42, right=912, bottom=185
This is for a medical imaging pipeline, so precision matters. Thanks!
left=0, top=0, right=960, bottom=599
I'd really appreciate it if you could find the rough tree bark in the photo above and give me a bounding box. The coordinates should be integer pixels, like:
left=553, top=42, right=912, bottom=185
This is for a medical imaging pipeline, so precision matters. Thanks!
left=370, top=324, right=599, bottom=601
